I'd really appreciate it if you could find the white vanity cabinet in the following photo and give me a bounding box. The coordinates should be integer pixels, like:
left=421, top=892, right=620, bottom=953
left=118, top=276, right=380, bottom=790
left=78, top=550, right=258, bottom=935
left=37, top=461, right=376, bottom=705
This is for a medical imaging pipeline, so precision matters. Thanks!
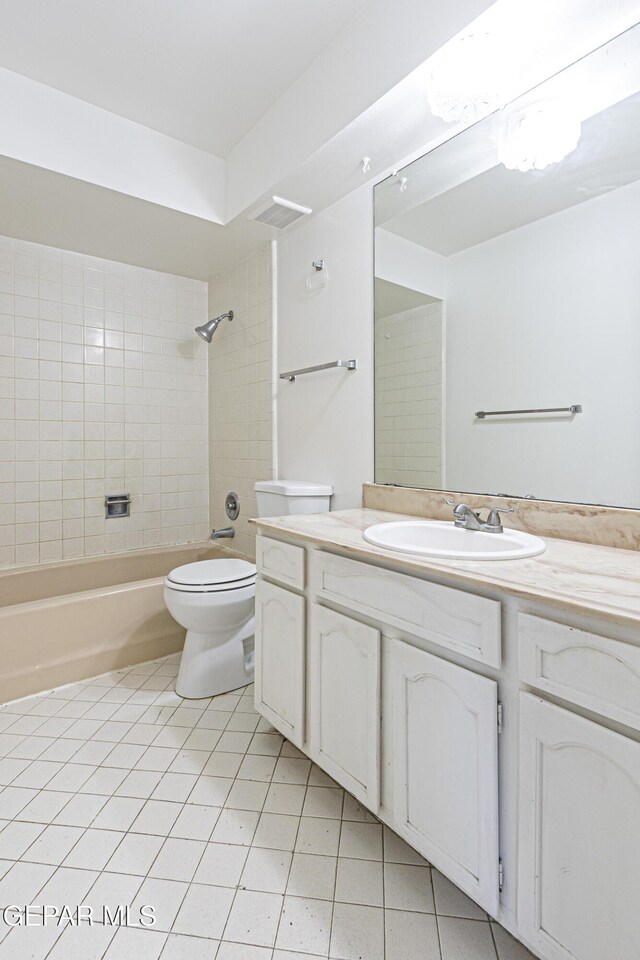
left=518, top=694, right=640, bottom=960
left=254, top=530, right=640, bottom=960
left=255, top=535, right=503, bottom=915
left=387, top=637, right=500, bottom=915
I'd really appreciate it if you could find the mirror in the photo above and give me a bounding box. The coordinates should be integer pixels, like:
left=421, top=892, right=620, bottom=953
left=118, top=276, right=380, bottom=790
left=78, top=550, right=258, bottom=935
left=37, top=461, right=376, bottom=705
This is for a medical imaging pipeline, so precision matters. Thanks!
left=374, top=24, right=640, bottom=509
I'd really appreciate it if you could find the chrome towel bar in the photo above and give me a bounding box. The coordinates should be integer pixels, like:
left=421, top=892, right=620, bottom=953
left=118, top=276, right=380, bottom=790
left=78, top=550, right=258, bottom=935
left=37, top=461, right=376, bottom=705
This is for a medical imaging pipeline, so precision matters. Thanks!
left=280, top=359, right=358, bottom=382
left=475, top=404, right=582, bottom=419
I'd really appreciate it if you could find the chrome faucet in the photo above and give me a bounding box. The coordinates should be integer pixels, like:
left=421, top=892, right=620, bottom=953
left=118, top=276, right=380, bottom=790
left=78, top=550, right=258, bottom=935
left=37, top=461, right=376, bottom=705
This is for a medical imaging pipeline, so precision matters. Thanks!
left=211, top=526, right=235, bottom=541
left=446, top=500, right=514, bottom=534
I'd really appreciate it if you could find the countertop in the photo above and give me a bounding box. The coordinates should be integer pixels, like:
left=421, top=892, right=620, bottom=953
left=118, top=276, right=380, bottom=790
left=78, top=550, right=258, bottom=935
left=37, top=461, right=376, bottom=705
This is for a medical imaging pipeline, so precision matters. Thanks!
left=253, top=508, right=640, bottom=629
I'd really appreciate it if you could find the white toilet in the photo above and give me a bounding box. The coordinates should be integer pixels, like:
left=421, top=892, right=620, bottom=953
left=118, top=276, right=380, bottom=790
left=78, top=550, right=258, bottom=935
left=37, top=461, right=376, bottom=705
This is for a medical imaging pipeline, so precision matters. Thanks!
left=165, top=480, right=332, bottom=699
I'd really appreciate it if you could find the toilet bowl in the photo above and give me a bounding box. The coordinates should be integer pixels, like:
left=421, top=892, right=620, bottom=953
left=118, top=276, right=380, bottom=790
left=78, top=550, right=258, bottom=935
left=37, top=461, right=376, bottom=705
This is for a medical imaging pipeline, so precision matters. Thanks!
left=166, top=479, right=333, bottom=699
left=164, top=558, right=256, bottom=699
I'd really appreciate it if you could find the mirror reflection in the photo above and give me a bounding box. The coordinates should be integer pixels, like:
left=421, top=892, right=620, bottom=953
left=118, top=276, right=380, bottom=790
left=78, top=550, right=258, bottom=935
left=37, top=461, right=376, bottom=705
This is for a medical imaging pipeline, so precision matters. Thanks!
left=374, top=26, right=640, bottom=509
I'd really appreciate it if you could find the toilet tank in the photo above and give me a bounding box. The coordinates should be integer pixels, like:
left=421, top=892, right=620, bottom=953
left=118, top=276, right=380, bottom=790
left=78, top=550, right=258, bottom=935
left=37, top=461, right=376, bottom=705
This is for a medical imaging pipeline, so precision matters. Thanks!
left=254, top=480, right=333, bottom=517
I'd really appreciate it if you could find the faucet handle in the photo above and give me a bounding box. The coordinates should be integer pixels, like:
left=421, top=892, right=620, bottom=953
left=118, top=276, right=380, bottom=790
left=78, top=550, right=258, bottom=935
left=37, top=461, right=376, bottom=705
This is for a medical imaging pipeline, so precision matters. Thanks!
left=486, top=506, right=514, bottom=530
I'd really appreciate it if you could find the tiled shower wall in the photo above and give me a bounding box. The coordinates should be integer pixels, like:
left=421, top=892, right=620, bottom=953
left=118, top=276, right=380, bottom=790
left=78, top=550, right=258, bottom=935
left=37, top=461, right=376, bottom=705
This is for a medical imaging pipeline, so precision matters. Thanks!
left=0, top=235, right=209, bottom=569
left=375, top=301, right=444, bottom=488
left=207, top=244, right=274, bottom=559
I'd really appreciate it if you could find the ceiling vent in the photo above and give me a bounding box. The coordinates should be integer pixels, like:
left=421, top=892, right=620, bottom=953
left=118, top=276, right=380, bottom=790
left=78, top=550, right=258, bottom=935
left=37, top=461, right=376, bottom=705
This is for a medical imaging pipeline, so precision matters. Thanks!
left=249, top=196, right=312, bottom=229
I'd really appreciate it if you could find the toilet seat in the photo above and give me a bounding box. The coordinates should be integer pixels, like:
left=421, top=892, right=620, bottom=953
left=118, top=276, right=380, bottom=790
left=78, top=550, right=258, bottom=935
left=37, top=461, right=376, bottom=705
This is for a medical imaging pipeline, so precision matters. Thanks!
left=166, top=559, right=256, bottom=594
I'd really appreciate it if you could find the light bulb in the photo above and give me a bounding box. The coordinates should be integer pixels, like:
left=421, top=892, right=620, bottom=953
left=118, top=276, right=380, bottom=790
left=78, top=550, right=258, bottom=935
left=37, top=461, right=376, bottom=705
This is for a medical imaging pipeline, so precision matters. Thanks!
left=498, top=100, right=582, bottom=172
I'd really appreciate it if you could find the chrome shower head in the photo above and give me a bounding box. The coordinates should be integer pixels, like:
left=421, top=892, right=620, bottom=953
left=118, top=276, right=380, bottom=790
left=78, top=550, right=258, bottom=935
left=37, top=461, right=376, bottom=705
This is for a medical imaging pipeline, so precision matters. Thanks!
left=195, top=310, right=234, bottom=343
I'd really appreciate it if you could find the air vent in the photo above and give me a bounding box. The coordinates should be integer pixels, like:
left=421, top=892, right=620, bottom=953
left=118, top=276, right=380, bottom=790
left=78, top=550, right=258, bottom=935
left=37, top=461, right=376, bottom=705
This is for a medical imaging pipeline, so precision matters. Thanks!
left=249, top=195, right=312, bottom=230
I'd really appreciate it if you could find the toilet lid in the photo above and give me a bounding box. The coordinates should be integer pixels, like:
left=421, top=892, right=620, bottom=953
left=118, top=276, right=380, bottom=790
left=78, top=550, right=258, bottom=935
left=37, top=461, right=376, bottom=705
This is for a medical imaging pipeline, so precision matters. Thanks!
left=167, top=558, right=256, bottom=588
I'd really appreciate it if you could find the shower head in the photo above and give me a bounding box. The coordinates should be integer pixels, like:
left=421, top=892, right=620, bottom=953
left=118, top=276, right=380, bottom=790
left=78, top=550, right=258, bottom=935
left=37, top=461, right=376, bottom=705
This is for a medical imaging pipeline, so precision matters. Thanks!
left=195, top=310, right=234, bottom=343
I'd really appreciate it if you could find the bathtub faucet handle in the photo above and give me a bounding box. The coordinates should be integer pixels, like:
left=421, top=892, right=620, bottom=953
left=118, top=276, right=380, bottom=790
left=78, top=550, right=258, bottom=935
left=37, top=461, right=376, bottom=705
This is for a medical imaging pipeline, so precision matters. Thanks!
left=211, top=527, right=235, bottom=541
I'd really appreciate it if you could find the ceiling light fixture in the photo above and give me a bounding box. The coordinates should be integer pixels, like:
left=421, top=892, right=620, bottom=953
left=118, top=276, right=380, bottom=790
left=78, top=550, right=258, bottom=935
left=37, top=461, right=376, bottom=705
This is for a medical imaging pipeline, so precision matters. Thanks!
left=425, top=32, right=515, bottom=124
left=498, top=100, right=582, bottom=172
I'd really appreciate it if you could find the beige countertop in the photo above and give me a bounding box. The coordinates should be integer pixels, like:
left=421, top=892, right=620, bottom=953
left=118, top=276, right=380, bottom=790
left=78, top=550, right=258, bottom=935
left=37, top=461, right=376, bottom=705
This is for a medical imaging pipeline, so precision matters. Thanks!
left=254, top=508, right=640, bottom=629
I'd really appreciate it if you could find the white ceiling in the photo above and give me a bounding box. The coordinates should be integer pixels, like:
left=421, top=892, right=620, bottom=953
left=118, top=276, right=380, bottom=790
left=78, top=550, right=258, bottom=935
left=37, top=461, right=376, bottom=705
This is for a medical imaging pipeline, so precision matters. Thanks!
left=0, top=0, right=632, bottom=279
left=0, top=0, right=370, bottom=158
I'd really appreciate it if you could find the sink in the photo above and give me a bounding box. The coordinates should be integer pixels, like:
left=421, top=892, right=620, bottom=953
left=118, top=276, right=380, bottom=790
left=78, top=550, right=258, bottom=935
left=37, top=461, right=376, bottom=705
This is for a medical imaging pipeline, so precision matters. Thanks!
left=363, top=520, right=546, bottom=560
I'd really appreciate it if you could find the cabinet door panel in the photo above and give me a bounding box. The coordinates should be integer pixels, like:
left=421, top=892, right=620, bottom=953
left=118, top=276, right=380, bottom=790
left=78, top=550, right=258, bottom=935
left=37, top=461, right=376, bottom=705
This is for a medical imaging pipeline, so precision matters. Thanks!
left=389, top=638, right=499, bottom=915
left=518, top=694, right=640, bottom=960
left=309, top=605, right=380, bottom=809
left=255, top=580, right=305, bottom=748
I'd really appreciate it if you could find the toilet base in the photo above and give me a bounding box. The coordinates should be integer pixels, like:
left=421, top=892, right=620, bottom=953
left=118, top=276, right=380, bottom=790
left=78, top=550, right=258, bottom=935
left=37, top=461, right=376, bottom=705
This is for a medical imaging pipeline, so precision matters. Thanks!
left=175, top=617, right=255, bottom=700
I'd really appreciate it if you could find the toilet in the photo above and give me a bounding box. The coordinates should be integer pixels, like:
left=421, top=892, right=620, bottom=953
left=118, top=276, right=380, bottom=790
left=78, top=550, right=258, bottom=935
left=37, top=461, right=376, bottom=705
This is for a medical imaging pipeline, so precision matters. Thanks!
left=165, top=480, right=332, bottom=699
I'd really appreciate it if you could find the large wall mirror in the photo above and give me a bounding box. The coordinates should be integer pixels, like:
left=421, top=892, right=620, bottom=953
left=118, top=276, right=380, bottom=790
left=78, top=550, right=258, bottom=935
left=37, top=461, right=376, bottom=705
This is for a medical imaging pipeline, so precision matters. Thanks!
left=374, top=24, right=640, bottom=509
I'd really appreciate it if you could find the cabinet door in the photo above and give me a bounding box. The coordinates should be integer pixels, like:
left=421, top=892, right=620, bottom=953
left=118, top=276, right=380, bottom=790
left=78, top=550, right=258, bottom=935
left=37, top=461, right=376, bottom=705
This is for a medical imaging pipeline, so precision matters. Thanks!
left=388, top=638, right=499, bottom=915
left=254, top=579, right=305, bottom=748
left=518, top=694, right=640, bottom=960
left=308, top=605, right=380, bottom=810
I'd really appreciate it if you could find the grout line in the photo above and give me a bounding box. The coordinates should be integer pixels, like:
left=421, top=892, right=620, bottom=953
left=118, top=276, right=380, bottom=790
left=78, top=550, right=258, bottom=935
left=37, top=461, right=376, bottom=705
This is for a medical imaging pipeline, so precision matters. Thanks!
left=488, top=919, right=501, bottom=960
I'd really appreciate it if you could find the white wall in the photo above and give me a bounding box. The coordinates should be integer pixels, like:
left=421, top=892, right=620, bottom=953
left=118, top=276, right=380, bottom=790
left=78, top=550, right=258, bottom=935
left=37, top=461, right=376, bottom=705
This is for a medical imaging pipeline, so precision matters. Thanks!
left=207, top=244, right=275, bottom=559
left=276, top=187, right=374, bottom=509
left=0, top=235, right=209, bottom=568
left=445, top=178, right=640, bottom=507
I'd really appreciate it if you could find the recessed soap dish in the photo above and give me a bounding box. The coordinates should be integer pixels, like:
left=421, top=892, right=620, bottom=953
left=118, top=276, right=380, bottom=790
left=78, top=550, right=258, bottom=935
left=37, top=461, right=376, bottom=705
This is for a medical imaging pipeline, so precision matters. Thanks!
left=105, top=494, right=131, bottom=518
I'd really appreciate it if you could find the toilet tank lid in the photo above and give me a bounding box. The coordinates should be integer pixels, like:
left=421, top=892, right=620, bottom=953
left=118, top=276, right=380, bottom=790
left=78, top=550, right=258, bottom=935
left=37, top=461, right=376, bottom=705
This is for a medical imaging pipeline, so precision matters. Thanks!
left=254, top=480, right=333, bottom=496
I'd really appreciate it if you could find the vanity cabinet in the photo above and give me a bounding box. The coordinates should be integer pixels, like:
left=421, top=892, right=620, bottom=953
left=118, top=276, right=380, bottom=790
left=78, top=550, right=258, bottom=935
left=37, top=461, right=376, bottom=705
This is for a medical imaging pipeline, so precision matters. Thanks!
left=254, top=579, right=305, bottom=748
left=254, top=530, right=640, bottom=960
left=308, top=605, right=380, bottom=809
left=256, top=536, right=501, bottom=913
left=518, top=694, right=640, bottom=960
left=387, top=637, right=500, bottom=915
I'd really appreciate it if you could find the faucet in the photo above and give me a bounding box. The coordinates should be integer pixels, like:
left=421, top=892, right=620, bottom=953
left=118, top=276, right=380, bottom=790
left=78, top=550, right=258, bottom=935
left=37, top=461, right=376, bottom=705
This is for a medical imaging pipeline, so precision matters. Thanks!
left=211, top=526, right=235, bottom=541
left=446, top=500, right=514, bottom=534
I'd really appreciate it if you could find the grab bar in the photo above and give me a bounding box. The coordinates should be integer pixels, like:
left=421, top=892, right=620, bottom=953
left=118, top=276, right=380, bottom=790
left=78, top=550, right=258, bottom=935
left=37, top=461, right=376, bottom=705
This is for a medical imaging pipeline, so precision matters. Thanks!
left=280, top=359, right=358, bottom=382
left=475, top=404, right=582, bottom=419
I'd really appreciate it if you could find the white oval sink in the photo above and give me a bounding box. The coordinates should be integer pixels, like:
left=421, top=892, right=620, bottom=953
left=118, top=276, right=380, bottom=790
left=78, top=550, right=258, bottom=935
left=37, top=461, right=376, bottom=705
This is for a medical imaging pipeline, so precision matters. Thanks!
left=363, top=520, right=546, bottom=560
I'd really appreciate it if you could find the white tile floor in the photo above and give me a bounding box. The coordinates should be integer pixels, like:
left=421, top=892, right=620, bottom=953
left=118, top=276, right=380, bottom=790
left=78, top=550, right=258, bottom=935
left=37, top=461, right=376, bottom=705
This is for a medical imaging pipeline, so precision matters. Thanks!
left=0, top=654, right=536, bottom=960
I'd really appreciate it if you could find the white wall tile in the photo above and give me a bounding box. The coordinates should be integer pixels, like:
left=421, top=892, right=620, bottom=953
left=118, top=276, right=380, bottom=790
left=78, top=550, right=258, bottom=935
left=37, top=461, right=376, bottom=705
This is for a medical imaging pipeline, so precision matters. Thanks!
left=0, top=235, right=209, bottom=568
left=375, top=302, right=443, bottom=489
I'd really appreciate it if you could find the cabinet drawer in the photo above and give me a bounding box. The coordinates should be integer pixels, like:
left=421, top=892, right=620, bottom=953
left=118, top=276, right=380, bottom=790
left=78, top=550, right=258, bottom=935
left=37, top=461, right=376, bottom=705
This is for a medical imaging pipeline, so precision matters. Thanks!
left=312, top=551, right=501, bottom=667
left=256, top=536, right=305, bottom=590
left=519, top=613, right=640, bottom=731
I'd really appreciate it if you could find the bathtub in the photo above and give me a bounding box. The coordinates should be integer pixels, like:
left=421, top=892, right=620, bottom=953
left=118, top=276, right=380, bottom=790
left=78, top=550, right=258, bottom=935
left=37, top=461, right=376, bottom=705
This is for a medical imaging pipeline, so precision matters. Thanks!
left=0, top=542, right=238, bottom=703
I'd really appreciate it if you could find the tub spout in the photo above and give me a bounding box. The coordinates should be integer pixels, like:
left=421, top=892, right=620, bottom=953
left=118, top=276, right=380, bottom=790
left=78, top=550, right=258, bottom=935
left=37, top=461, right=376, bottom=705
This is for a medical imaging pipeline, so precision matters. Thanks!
left=211, top=527, right=235, bottom=541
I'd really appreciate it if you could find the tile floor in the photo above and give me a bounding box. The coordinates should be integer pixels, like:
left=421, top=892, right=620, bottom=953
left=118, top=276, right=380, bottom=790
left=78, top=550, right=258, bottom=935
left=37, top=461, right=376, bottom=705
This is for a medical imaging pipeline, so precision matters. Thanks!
left=0, top=654, right=535, bottom=960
